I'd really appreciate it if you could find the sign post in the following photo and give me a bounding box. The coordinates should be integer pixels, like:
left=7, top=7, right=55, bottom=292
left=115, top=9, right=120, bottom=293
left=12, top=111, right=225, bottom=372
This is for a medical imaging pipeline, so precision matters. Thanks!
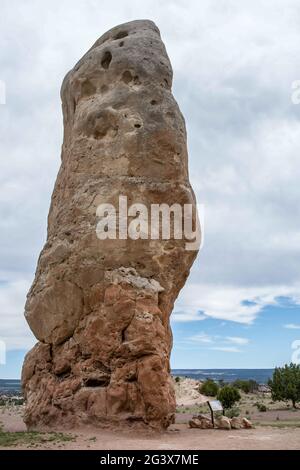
left=207, top=400, right=223, bottom=427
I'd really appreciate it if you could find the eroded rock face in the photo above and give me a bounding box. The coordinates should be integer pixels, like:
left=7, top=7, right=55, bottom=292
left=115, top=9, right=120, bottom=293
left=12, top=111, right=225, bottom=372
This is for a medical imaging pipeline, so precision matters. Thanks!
left=22, top=20, right=199, bottom=430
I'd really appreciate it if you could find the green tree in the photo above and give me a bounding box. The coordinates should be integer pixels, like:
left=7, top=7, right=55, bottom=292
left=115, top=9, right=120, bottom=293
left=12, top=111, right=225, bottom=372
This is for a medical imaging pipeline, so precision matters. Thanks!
left=248, top=379, right=259, bottom=393
left=268, top=363, right=300, bottom=408
left=200, top=379, right=219, bottom=397
left=233, top=380, right=250, bottom=393
left=217, top=385, right=241, bottom=410
left=233, top=379, right=258, bottom=394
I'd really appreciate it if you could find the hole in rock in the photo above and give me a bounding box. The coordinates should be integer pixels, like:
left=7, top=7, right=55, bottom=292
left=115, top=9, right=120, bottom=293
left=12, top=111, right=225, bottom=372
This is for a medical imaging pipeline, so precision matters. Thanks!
left=119, top=41, right=124, bottom=47
left=101, top=51, right=112, bottom=69
left=81, top=80, right=96, bottom=97
left=122, top=70, right=133, bottom=84
left=101, top=84, right=109, bottom=94
left=134, top=123, right=141, bottom=128
left=91, top=110, right=119, bottom=140
left=71, top=98, right=77, bottom=115
left=151, top=100, right=158, bottom=105
left=126, top=416, right=145, bottom=423
left=121, top=328, right=126, bottom=342
left=126, top=375, right=137, bottom=383
left=82, top=352, right=92, bottom=359
left=94, top=129, right=107, bottom=140
left=135, top=261, right=146, bottom=270
left=114, top=31, right=128, bottom=40
left=85, top=378, right=109, bottom=388
left=56, top=368, right=71, bottom=378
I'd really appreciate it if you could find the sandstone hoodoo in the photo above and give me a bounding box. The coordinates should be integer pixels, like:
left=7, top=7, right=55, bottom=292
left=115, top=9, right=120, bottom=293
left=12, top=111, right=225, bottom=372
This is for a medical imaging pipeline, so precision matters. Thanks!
left=22, top=20, right=199, bottom=430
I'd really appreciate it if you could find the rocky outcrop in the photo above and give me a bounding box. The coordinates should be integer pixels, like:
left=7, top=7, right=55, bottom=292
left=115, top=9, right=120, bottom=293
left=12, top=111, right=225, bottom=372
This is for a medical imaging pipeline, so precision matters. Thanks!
left=189, top=415, right=213, bottom=429
left=214, top=415, right=231, bottom=430
left=22, top=19, right=199, bottom=430
left=230, top=416, right=243, bottom=429
left=189, top=415, right=253, bottom=430
left=242, top=417, right=253, bottom=429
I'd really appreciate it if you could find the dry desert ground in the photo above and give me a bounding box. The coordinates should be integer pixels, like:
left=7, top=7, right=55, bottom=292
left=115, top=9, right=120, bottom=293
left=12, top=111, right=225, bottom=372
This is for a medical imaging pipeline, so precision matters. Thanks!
left=0, top=378, right=300, bottom=450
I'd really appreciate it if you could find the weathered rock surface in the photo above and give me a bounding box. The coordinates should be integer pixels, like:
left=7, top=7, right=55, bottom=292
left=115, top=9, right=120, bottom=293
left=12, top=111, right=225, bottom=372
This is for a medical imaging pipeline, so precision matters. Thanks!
left=230, top=416, right=243, bottom=430
left=189, top=415, right=213, bottom=429
left=22, top=19, right=198, bottom=430
left=189, top=415, right=253, bottom=431
left=215, top=415, right=232, bottom=430
left=242, top=417, right=253, bottom=429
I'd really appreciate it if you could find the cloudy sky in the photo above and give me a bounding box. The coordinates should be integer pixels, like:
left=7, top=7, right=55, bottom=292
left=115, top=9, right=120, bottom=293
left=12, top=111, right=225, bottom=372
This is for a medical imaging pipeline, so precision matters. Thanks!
left=1, top=0, right=300, bottom=377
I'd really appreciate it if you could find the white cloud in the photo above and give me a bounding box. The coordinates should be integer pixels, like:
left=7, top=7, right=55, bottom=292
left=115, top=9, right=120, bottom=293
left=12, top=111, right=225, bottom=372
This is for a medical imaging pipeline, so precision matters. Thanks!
left=0, top=280, right=35, bottom=350
left=284, top=323, right=300, bottom=330
left=187, top=333, right=249, bottom=345
left=183, top=333, right=249, bottom=353
left=1, top=0, right=300, bottom=348
left=171, top=312, right=206, bottom=323
left=188, top=333, right=213, bottom=343
left=210, top=347, right=241, bottom=353
left=226, top=336, right=249, bottom=345
left=173, top=283, right=300, bottom=324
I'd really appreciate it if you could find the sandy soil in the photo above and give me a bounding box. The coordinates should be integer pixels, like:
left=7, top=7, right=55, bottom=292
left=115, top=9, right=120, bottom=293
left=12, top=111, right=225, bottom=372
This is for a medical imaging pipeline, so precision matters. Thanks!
left=0, top=379, right=299, bottom=450
left=175, top=378, right=300, bottom=423
left=0, top=406, right=300, bottom=450
left=174, top=378, right=207, bottom=406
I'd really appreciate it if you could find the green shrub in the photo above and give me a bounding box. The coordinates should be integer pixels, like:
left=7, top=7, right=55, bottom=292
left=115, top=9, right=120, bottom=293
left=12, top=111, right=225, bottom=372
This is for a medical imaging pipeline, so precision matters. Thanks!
left=0, top=397, right=24, bottom=407
left=233, top=379, right=259, bottom=394
left=0, top=430, right=74, bottom=448
left=225, top=407, right=240, bottom=418
left=217, top=385, right=241, bottom=410
left=268, top=363, right=300, bottom=408
left=11, top=398, right=24, bottom=406
left=256, top=403, right=267, bottom=412
left=175, top=376, right=181, bottom=383
left=200, top=379, right=219, bottom=397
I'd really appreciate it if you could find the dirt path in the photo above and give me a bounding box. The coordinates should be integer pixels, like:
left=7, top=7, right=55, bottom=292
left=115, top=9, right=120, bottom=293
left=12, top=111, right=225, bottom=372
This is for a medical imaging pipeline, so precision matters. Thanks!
left=1, top=408, right=300, bottom=450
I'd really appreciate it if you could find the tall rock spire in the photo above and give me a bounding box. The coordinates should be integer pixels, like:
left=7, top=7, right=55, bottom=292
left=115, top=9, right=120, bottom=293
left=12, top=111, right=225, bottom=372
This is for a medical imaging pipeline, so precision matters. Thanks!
left=22, top=20, right=199, bottom=430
